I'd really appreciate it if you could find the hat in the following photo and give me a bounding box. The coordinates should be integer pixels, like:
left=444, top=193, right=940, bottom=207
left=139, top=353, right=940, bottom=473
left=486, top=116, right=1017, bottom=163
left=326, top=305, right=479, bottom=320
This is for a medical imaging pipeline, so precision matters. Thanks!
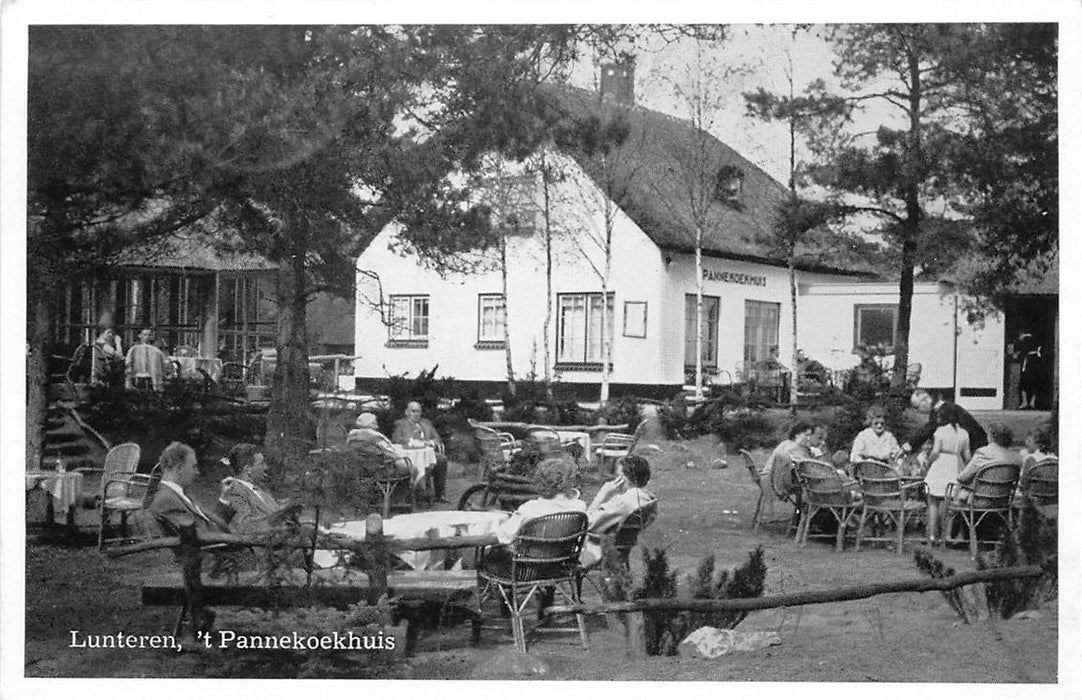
left=355, top=412, right=378, bottom=428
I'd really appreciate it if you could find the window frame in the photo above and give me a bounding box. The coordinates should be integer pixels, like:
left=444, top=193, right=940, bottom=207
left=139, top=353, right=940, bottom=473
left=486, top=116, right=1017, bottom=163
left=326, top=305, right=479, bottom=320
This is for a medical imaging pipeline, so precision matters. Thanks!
left=684, top=294, right=721, bottom=370
left=387, top=293, right=431, bottom=348
left=476, top=293, right=506, bottom=348
left=743, top=299, right=781, bottom=366
left=555, top=291, right=615, bottom=370
left=853, top=303, right=899, bottom=353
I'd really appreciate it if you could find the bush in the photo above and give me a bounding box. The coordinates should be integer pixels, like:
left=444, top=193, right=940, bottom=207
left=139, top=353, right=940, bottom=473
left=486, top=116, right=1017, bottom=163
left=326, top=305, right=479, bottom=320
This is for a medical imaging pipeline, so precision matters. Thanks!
left=598, top=396, right=642, bottom=429
left=979, top=499, right=1058, bottom=618
left=634, top=546, right=768, bottom=656
left=658, top=387, right=775, bottom=449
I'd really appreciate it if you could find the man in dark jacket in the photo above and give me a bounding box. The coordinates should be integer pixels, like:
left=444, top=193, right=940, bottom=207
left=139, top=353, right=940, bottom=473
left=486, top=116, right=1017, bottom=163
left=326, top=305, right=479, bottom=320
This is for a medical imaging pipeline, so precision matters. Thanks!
left=902, top=389, right=988, bottom=453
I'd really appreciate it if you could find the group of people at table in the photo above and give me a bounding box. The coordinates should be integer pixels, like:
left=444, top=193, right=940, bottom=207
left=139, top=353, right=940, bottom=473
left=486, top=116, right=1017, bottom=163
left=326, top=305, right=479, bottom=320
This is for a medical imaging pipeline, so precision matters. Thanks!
left=79, top=325, right=214, bottom=391
left=763, top=388, right=1056, bottom=544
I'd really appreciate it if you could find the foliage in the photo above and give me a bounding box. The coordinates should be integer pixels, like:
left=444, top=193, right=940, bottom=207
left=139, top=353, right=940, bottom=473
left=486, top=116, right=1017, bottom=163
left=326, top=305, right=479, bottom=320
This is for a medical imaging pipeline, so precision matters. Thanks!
left=634, top=546, right=768, bottom=656
left=912, top=548, right=970, bottom=621
left=501, top=376, right=587, bottom=426
left=658, top=387, right=775, bottom=449
left=597, top=396, right=643, bottom=430
left=274, top=449, right=392, bottom=523
left=978, top=499, right=1058, bottom=618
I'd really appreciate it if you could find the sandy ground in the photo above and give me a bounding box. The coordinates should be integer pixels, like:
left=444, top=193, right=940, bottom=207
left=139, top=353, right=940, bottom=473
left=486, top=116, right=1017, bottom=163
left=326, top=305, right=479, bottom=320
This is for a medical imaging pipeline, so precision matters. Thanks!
left=22, top=435, right=1057, bottom=682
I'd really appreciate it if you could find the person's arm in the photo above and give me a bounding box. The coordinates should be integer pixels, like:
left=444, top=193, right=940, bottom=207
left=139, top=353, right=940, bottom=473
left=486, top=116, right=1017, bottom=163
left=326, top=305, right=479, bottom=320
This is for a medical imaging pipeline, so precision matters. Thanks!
left=849, top=431, right=867, bottom=464
left=960, top=434, right=971, bottom=465
left=588, top=477, right=624, bottom=511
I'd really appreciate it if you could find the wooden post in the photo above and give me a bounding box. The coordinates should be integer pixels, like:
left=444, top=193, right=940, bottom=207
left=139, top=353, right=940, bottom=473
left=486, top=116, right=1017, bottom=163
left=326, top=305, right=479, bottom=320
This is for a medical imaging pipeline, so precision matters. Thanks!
left=365, top=513, right=388, bottom=605
left=625, top=611, right=646, bottom=660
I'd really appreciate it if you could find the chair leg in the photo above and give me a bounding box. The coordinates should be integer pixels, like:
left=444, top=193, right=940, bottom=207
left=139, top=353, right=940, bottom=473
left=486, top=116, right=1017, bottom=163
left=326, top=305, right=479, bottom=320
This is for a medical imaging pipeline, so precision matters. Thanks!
left=381, top=486, right=392, bottom=519
left=834, top=510, right=846, bottom=552
left=97, top=508, right=108, bottom=552
left=855, top=507, right=868, bottom=551
left=752, top=492, right=764, bottom=531
left=968, top=516, right=979, bottom=560
left=895, top=510, right=907, bottom=554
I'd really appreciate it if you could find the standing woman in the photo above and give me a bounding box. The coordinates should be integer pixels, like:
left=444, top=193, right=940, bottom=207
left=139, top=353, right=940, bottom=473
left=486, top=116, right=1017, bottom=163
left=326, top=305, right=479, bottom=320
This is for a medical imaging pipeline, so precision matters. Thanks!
left=924, top=403, right=972, bottom=544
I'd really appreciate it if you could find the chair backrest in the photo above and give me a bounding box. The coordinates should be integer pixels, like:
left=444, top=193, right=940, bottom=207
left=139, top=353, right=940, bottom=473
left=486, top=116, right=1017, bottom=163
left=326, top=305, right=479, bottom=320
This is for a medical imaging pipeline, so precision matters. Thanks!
left=511, top=511, right=589, bottom=583
left=740, top=449, right=762, bottom=488
left=525, top=428, right=564, bottom=457
left=969, top=460, right=1022, bottom=509
left=475, top=430, right=509, bottom=469
left=795, top=459, right=856, bottom=506
left=1020, top=457, right=1058, bottom=506
left=852, top=459, right=903, bottom=505
left=612, top=500, right=658, bottom=555
left=101, top=443, right=141, bottom=498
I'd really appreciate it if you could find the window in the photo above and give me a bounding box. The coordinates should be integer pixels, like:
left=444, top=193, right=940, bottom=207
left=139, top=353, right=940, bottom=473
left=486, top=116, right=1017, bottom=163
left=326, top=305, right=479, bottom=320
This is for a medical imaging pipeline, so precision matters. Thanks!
left=556, top=292, right=614, bottom=368
left=743, top=300, right=781, bottom=365
left=477, top=294, right=506, bottom=348
left=684, top=295, right=720, bottom=368
left=854, top=304, right=898, bottom=352
left=388, top=294, right=430, bottom=347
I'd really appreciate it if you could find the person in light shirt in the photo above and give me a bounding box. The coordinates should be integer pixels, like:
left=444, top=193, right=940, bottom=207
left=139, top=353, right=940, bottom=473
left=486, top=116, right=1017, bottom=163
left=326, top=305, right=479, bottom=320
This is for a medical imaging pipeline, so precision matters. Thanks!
left=392, top=401, right=448, bottom=502
left=125, top=327, right=170, bottom=391
left=849, top=407, right=902, bottom=465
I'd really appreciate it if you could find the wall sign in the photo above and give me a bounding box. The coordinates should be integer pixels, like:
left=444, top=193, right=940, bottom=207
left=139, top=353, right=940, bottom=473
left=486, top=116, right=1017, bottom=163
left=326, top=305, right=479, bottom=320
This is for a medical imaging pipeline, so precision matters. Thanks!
left=703, top=268, right=767, bottom=286
left=623, top=301, right=647, bottom=338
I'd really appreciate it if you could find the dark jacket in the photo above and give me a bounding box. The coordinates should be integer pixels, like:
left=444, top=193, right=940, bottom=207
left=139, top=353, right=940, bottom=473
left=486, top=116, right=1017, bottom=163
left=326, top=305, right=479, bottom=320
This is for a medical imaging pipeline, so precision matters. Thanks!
left=391, top=416, right=443, bottom=448
left=908, top=402, right=988, bottom=452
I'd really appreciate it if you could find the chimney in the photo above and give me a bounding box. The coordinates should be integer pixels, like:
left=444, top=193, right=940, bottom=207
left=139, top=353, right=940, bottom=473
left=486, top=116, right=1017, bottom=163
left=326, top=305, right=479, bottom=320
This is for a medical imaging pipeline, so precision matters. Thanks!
left=599, top=60, right=635, bottom=106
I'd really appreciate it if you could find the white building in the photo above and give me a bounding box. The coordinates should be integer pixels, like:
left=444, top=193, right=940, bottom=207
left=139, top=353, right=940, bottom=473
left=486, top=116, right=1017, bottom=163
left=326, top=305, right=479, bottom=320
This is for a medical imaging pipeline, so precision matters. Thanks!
left=352, top=75, right=1057, bottom=411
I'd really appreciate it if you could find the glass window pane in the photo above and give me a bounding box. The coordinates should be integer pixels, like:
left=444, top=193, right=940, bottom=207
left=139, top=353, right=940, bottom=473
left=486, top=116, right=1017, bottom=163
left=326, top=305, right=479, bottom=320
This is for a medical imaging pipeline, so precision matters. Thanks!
left=858, top=307, right=896, bottom=348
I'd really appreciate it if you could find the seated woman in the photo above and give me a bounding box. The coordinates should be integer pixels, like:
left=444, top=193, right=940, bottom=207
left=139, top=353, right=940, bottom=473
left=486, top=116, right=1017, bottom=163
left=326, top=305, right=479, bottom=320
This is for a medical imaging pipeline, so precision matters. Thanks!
left=951, top=422, right=1021, bottom=505
left=216, top=443, right=292, bottom=533
left=582, top=454, right=657, bottom=568
left=1020, top=426, right=1057, bottom=475
left=346, top=412, right=412, bottom=476
left=494, top=457, right=586, bottom=545
left=762, top=422, right=814, bottom=498
left=849, top=406, right=902, bottom=465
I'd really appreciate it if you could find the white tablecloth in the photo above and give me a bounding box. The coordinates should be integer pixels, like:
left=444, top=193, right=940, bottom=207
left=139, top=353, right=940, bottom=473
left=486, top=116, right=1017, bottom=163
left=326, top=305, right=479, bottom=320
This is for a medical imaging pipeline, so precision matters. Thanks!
left=25, top=471, right=84, bottom=524
left=556, top=430, right=592, bottom=460
left=394, top=445, right=437, bottom=487
left=315, top=510, right=509, bottom=570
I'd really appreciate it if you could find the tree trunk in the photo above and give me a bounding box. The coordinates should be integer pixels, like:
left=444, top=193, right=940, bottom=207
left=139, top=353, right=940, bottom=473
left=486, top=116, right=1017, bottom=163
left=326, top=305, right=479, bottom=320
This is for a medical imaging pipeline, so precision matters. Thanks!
left=266, top=250, right=312, bottom=461
left=695, top=226, right=704, bottom=400
left=788, top=256, right=799, bottom=411
left=893, top=48, right=923, bottom=390
left=541, top=153, right=554, bottom=389
left=501, top=231, right=516, bottom=397
left=25, top=275, right=51, bottom=472
left=599, top=203, right=614, bottom=405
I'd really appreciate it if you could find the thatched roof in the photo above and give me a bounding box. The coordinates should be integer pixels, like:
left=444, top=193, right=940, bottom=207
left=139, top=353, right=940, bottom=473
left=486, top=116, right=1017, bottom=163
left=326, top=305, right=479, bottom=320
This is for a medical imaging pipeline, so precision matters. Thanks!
left=111, top=232, right=274, bottom=272
left=548, top=85, right=874, bottom=278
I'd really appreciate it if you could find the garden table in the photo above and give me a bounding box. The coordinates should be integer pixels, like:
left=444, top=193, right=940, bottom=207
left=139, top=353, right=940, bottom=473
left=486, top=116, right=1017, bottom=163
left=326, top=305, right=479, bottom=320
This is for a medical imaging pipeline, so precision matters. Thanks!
left=25, top=470, right=84, bottom=525
left=314, top=509, right=509, bottom=570
left=393, top=445, right=437, bottom=487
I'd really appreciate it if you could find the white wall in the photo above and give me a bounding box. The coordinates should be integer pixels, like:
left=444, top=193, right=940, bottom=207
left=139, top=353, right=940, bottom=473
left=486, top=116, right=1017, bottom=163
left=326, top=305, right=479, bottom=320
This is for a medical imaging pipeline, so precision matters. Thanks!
left=353, top=153, right=670, bottom=389
left=798, top=282, right=1006, bottom=410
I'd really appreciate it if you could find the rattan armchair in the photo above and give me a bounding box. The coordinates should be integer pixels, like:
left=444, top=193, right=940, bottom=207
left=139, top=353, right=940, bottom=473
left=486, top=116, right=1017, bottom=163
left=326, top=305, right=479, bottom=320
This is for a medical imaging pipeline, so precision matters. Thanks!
left=794, top=459, right=863, bottom=551
left=852, top=459, right=926, bottom=554
left=944, top=460, right=1021, bottom=559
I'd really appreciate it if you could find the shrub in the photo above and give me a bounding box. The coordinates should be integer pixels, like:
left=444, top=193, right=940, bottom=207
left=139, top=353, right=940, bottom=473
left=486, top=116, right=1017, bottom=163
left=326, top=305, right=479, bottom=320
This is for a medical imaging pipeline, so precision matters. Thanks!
left=598, top=396, right=642, bottom=430
left=634, top=546, right=768, bottom=656
left=979, top=499, right=1058, bottom=618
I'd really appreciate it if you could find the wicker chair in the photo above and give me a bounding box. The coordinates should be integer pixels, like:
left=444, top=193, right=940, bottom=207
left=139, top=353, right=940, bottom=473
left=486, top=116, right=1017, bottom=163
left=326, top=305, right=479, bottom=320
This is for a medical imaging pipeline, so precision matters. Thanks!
left=593, top=420, right=646, bottom=475
left=611, top=500, right=658, bottom=569
left=852, top=459, right=926, bottom=554
left=794, top=459, right=863, bottom=551
left=348, top=444, right=415, bottom=517
left=1017, top=457, right=1058, bottom=518
left=97, top=442, right=144, bottom=551
left=476, top=511, right=590, bottom=653
left=470, top=422, right=520, bottom=478
left=740, top=449, right=770, bottom=531
left=944, top=460, right=1021, bottom=559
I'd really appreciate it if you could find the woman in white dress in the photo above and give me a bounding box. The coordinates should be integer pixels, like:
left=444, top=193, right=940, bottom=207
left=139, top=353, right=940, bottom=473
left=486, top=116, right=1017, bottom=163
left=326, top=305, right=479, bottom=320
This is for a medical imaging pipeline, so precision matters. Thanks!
left=924, top=403, right=972, bottom=544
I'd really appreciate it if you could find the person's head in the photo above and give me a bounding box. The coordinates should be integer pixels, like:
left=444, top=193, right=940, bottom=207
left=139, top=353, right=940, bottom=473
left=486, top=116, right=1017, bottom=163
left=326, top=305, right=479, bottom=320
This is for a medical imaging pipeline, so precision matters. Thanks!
left=865, top=406, right=888, bottom=435
left=405, top=401, right=423, bottom=421
left=355, top=412, right=379, bottom=429
left=809, top=424, right=828, bottom=448
left=1025, top=427, right=1052, bottom=454
left=138, top=328, right=155, bottom=346
left=227, top=442, right=267, bottom=481
left=160, top=442, right=198, bottom=487
left=831, top=450, right=850, bottom=471
left=788, top=421, right=814, bottom=445
left=797, top=349, right=808, bottom=362
left=96, top=327, right=116, bottom=343
left=617, top=454, right=651, bottom=488
left=987, top=422, right=1013, bottom=448
left=533, top=457, right=575, bottom=499
left=936, top=402, right=961, bottom=427
left=910, top=389, right=934, bottom=414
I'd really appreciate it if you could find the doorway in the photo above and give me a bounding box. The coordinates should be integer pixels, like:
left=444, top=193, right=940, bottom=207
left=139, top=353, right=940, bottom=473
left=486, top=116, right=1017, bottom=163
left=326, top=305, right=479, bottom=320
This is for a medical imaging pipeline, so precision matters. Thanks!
left=1003, top=295, right=1057, bottom=410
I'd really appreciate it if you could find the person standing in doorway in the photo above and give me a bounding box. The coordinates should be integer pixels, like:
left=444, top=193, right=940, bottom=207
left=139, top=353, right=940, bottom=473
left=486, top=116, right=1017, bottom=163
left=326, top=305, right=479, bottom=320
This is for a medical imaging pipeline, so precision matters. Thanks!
left=1014, top=331, right=1043, bottom=409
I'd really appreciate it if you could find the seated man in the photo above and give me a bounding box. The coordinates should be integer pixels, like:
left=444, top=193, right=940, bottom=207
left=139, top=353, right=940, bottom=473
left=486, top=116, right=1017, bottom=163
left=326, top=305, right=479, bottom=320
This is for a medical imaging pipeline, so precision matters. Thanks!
left=392, top=401, right=449, bottom=503
left=147, top=441, right=229, bottom=641
left=217, top=443, right=296, bottom=533
left=346, top=412, right=412, bottom=476
left=952, top=422, right=1022, bottom=505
